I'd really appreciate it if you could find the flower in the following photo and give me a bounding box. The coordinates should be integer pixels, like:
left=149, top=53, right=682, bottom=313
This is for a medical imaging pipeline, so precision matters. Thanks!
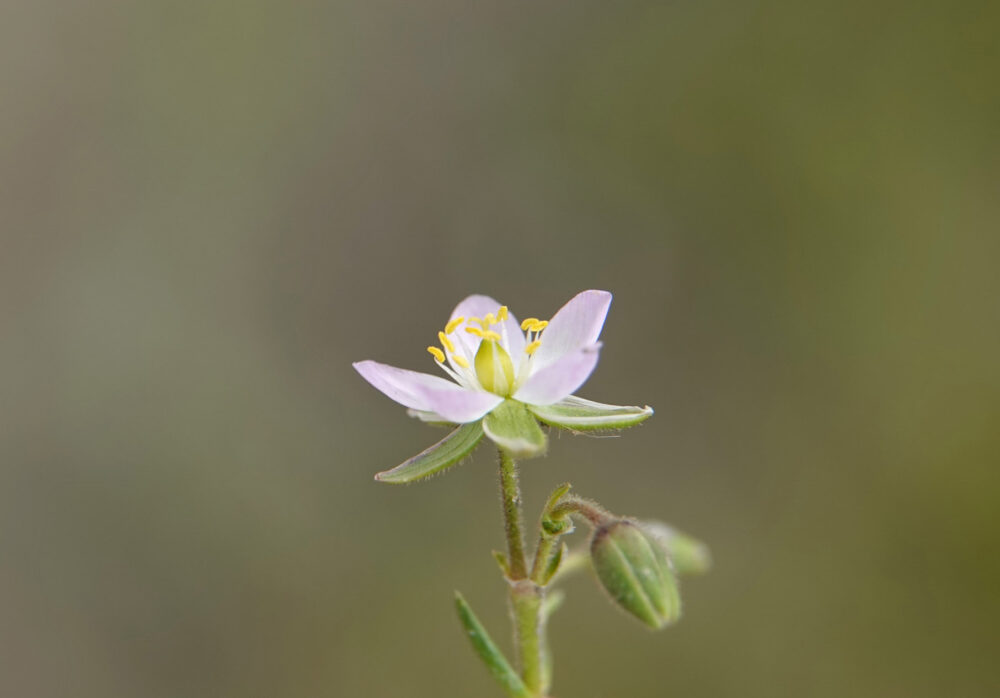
left=353, top=290, right=653, bottom=481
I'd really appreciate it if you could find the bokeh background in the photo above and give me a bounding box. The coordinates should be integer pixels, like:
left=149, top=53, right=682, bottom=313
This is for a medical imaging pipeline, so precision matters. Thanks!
left=2, top=1, right=998, bottom=696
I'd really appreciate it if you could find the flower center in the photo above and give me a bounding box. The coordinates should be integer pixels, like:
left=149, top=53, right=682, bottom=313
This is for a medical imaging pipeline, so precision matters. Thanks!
left=426, top=304, right=550, bottom=397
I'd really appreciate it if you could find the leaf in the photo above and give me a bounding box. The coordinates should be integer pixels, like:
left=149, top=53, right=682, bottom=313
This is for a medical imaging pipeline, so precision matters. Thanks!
left=539, top=542, right=566, bottom=586
left=454, top=592, right=531, bottom=698
left=528, top=395, right=653, bottom=431
left=374, top=421, right=484, bottom=484
left=482, top=400, right=547, bottom=458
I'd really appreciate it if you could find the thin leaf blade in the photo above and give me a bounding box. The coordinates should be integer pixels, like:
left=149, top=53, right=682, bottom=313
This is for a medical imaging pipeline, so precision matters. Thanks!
left=374, top=421, right=484, bottom=484
left=455, top=592, right=531, bottom=698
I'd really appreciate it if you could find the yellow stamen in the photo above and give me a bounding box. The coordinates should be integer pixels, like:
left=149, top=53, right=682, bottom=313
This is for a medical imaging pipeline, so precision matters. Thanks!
left=444, top=317, right=464, bottom=334
left=525, top=340, right=542, bottom=355
left=484, top=313, right=496, bottom=326
left=453, top=355, right=470, bottom=368
left=467, top=316, right=483, bottom=328
left=497, top=306, right=508, bottom=322
left=520, top=318, right=540, bottom=331
left=427, top=346, right=445, bottom=363
left=529, top=320, right=548, bottom=332
left=482, top=330, right=502, bottom=342
left=465, top=326, right=485, bottom=338
left=438, top=331, right=455, bottom=353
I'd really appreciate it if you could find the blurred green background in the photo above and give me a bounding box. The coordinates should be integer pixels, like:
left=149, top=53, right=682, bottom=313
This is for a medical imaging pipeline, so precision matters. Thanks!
left=2, top=1, right=998, bottom=696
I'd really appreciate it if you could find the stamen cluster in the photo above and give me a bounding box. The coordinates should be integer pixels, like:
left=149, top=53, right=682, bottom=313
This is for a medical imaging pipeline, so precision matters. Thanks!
left=426, top=305, right=550, bottom=397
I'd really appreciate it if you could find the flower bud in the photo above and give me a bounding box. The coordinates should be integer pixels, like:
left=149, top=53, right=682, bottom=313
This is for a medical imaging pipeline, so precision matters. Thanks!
left=590, top=519, right=681, bottom=629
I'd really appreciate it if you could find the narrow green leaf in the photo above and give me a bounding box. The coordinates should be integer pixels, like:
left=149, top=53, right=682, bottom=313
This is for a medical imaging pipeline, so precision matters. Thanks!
left=374, top=421, right=484, bottom=484
left=541, top=588, right=566, bottom=619
left=539, top=542, right=566, bottom=586
left=482, top=400, right=547, bottom=458
left=454, top=592, right=531, bottom=698
left=543, top=482, right=572, bottom=513
left=528, top=396, right=653, bottom=431
left=492, top=550, right=511, bottom=578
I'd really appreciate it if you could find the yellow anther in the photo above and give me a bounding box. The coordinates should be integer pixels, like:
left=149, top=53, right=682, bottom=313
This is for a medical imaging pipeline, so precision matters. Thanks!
left=465, top=326, right=485, bottom=338
left=497, top=306, right=509, bottom=322
left=524, top=340, right=542, bottom=355
left=484, top=313, right=496, bottom=326
left=529, top=320, right=549, bottom=332
left=467, top=316, right=483, bottom=328
left=482, top=330, right=502, bottom=342
left=427, top=346, right=445, bottom=363
left=438, top=331, right=455, bottom=354
left=444, top=317, right=464, bottom=334
left=520, top=318, right=540, bottom=331
left=453, top=355, right=470, bottom=368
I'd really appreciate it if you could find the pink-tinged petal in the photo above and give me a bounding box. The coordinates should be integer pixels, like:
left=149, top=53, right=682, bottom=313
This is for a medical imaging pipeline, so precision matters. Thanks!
left=531, top=290, right=612, bottom=370
left=498, top=309, right=525, bottom=357
left=446, top=293, right=524, bottom=362
left=409, top=382, right=504, bottom=423
left=450, top=294, right=506, bottom=325
left=514, top=343, right=602, bottom=406
left=353, top=360, right=462, bottom=412
left=446, top=294, right=498, bottom=364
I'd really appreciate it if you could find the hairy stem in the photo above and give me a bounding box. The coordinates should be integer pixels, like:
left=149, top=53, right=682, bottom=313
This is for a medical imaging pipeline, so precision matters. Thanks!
left=498, top=449, right=547, bottom=696
left=511, top=580, right=545, bottom=694
left=498, top=448, right=527, bottom=579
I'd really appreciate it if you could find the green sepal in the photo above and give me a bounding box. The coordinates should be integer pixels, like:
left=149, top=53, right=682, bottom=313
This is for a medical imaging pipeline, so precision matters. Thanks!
left=374, top=421, right=484, bottom=484
left=406, top=408, right=455, bottom=426
left=454, top=592, right=531, bottom=698
left=528, top=396, right=653, bottom=431
left=482, top=400, right=547, bottom=459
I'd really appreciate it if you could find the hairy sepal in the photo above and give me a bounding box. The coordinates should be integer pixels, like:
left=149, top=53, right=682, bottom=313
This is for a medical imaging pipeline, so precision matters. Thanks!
left=374, top=421, right=483, bottom=484
left=528, top=395, right=653, bottom=431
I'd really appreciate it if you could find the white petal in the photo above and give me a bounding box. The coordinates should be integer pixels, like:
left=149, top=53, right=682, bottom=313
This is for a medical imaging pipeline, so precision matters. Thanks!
left=531, top=290, right=612, bottom=370
left=450, top=294, right=507, bottom=325
left=353, top=360, right=461, bottom=412
left=447, top=293, right=524, bottom=363
left=409, top=382, right=504, bottom=423
left=514, top=343, right=602, bottom=406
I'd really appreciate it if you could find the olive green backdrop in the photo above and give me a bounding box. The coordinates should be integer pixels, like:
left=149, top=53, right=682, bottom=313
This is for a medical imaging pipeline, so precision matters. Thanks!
left=2, top=1, right=998, bottom=697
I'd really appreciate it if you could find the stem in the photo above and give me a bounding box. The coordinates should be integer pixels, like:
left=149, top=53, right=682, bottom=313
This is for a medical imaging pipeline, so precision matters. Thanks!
left=498, top=448, right=527, bottom=579
left=511, top=580, right=545, bottom=695
left=497, top=448, right=547, bottom=696
left=550, top=495, right=614, bottom=527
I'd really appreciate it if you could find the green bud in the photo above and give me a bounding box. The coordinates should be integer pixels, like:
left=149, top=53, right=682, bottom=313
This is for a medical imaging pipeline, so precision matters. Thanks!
left=590, top=519, right=681, bottom=629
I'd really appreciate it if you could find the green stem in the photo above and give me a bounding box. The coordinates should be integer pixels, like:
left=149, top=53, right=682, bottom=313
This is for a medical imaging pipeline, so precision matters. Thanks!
left=498, top=448, right=527, bottom=579
left=511, top=580, right=546, bottom=695
left=550, top=495, right=613, bottom=527
left=498, top=448, right=547, bottom=696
